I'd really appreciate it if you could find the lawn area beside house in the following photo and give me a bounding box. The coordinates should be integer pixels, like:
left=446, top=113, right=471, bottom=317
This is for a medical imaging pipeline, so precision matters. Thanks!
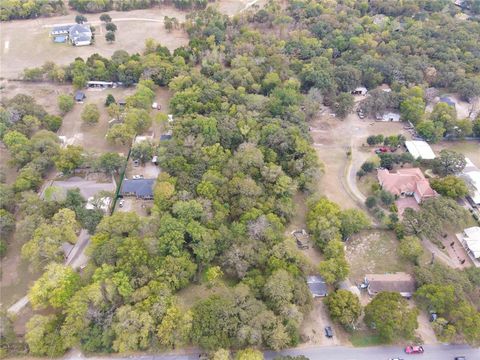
left=431, top=140, right=480, bottom=166
left=345, top=230, right=410, bottom=284
left=357, top=172, right=377, bottom=199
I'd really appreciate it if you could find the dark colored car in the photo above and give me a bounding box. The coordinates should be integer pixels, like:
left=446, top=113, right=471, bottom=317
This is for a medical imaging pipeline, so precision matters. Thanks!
left=324, top=326, right=333, bottom=338
left=454, top=357, right=466, bottom=360
left=405, top=345, right=424, bottom=354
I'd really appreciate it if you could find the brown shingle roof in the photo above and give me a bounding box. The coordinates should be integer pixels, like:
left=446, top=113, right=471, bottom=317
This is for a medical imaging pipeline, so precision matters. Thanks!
left=365, top=272, right=415, bottom=295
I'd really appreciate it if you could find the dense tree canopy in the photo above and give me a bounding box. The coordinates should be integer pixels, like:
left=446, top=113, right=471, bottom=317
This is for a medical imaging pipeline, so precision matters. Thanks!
left=6, top=0, right=480, bottom=356
left=364, top=292, right=418, bottom=342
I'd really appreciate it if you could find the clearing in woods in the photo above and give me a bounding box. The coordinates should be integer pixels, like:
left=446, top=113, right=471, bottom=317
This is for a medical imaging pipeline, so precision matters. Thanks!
left=0, top=0, right=264, bottom=79
left=310, top=109, right=407, bottom=210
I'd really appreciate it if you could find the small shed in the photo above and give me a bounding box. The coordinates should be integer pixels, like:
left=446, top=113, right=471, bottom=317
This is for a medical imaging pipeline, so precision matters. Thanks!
left=378, top=112, right=400, bottom=122
left=439, top=96, right=456, bottom=108
left=74, top=91, right=86, bottom=102
left=351, top=86, right=368, bottom=96
left=307, top=275, right=328, bottom=297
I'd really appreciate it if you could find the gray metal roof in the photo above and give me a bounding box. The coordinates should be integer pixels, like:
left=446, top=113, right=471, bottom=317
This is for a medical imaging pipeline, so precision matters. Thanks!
left=121, top=179, right=155, bottom=198
left=51, top=25, right=72, bottom=35
left=307, top=275, right=328, bottom=297
left=69, top=24, right=92, bottom=42
left=439, top=97, right=456, bottom=107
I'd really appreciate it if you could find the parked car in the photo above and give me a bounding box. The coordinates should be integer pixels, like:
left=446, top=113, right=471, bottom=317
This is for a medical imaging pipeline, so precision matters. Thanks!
left=405, top=345, right=424, bottom=354
left=119, top=199, right=124, bottom=208
left=152, top=102, right=161, bottom=110
left=375, top=147, right=389, bottom=154
left=132, top=174, right=144, bottom=180
left=324, top=326, right=333, bottom=338
left=389, top=358, right=404, bottom=360
left=454, top=357, right=466, bottom=360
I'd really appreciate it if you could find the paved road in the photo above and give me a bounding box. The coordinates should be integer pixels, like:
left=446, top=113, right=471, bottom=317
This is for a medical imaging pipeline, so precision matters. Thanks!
left=65, top=345, right=479, bottom=360
left=266, top=344, right=478, bottom=360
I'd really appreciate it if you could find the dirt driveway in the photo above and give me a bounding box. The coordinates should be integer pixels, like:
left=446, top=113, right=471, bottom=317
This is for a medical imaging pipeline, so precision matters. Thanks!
left=310, top=110, right=407, bottom=210
left=300, top=298, right=349, bottom=346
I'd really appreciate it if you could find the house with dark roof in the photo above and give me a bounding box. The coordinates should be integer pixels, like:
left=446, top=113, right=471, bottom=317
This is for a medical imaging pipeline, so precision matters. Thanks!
left=365, top=272, right=415, bottom=298
left=50, top=24, right=92, bottom=46
left=120, top=179, right=155, bottom=199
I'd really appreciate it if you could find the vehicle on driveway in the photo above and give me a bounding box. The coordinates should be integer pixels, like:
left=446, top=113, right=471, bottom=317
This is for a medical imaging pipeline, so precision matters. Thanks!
left=375, top=147, right=389, bottom=154
left=405, top=345, right=424, bottom=354
left=119, top=199, right=124, bottom=208
left=454, top=357, right=466, bottom=360
left=324, top=326, right=333, bottom=338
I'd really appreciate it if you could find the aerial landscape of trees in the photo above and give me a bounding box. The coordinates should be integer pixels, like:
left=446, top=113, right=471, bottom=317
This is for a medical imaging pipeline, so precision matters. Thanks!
left=1, top=0, right=480, bottom=357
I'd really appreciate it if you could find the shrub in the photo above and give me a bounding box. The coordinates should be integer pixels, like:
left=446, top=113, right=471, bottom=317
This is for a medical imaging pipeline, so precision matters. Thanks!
left=365, top=196, right=377, bottom=208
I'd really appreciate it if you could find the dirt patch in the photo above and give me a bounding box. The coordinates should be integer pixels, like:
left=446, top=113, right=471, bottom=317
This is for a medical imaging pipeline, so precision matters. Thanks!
left=416, top=309, right=437, bottom=345
left=0, top=231, right=40, bottom=309
left=177, top=283, right=223, bottom=309
left=300, top=299, right=350, bottom=346
left=345, top=230, right=410, bottom=284
left=58, top=87, right=135, bottom=154
left=116, top=197, right=151, bottom=216
left=310, top=109, right=408, bottom=211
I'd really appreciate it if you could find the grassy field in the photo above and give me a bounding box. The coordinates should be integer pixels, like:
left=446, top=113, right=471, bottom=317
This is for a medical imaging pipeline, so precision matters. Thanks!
left=431, top=140, right=480, bottom=166
left=349, top=330, right=387, bottom=347
left=0, top=7, right=189, bottom=79
left=345, top=230, right=410, bottom=283
left=357, top=172, right=377, bottom=199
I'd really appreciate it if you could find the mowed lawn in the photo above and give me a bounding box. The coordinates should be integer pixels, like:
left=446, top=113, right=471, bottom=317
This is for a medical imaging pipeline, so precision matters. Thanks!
left=431, top=140, right=480, bottom=166
left=345, top=230, right=410, bottom=283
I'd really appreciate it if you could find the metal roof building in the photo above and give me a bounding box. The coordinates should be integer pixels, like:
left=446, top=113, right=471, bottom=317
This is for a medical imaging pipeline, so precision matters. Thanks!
left=306, top=275, right=328, bottom=297
left=405, top=140, right=436, bottom=160
left=120, top=179, right=155, bottom=199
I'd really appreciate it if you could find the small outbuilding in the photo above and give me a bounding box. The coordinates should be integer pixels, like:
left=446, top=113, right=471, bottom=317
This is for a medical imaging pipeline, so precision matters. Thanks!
left=74, top=91, right=86, bottom=102
left=306, top=275, right=328, bottom=297
left=351, top=86, right=368, bottom=96
left=160, top=130, right=173, bottom=141
left=377, top=112, right=400, bottom=122
left=405, top=140, right=436, bottom=160
left=439, top=96, right=456, bottom=108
